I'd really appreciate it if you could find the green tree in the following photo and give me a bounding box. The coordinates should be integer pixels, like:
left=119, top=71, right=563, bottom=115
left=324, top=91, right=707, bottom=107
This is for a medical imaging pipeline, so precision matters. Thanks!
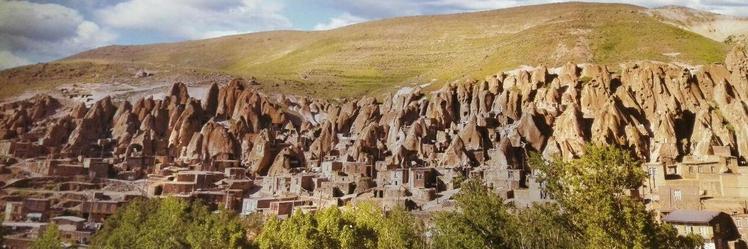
left=137, top=197, right=190, bottom=249
left=92, top=197, right=250, bottom=249
left=255, top=216, right=284, bottom=249
left=432, top=180, right=516, bottom=249
left=31, top=224, right=63, bottom=249
left=378, top=206, right=425, bottom=249
left=512, top=203, right=583, bottom=249
left=530, top=145, right=703, bottom=249
left=241, top=212, right=265, bottom=242
left=187, top=206, right=249, bottom=249
left=434, top=145, right=702, bottom=249
left=255, top=202, right=423, bottom=249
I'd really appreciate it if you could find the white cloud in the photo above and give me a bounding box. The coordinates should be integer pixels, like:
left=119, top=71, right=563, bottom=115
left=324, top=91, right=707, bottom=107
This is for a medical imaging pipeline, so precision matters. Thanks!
left=319, top=0, right=747, bottom=17
left=95, top=0, right=292, bottom=40
left=314, top=13, right=368, bottom=30
left=0, top=0, right=116, bottom=69
left=0, top=51, right=31, bottom=69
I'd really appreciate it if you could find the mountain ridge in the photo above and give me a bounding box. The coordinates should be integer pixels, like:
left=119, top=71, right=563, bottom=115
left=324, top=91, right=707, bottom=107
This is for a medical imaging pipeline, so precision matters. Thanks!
left=0, top=2, right=741, bottom=99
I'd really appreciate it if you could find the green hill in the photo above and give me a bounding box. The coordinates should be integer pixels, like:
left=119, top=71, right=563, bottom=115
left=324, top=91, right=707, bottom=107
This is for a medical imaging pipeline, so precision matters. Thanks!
left=0, top=2, right=730, bottom=99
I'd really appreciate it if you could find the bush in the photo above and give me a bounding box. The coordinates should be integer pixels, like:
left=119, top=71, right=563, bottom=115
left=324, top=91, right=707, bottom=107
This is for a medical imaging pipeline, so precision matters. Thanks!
left=91, top=197, right=250, bottom=249
left=256, top=202, right=424, bottom=249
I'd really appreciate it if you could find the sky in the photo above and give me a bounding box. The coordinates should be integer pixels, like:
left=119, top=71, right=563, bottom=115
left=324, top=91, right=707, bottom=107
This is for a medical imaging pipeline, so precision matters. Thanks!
left=0, top=0, right=747, bottom=69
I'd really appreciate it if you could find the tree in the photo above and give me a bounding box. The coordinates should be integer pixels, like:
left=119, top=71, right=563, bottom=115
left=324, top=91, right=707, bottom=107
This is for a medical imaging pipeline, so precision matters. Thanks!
left=31, top=224, right=63, bottom=249
left=255, top=202, right=423, bottom=249
left=530, top=145, right=703, bottom=249
left=91, top=198, right=155, bottom=248
left=241, top=212, right=265, bottom=243
left=92, top=197, right=250, bottom=249
left=378, top=206, right=425, bottom=249
left=433, top=145, right=702, bottom=249
left=137, top=197, right=190, bottom=249
left=187, top=206, right=249, bottom=249
left=432, top=180, right=517, bottom=249
left=511, top=203, right=584, bottom=249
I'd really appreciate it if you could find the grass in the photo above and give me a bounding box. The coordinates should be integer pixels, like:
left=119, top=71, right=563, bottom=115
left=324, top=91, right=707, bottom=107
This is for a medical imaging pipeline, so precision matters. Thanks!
left=0, top=2, right=731, bottom=99
left=591, top=12, right=725, bottom=64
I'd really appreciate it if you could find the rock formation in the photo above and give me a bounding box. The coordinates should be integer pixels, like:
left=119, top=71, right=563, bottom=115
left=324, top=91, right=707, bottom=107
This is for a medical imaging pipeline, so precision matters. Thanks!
left=3, top=46, right=748, bottom=177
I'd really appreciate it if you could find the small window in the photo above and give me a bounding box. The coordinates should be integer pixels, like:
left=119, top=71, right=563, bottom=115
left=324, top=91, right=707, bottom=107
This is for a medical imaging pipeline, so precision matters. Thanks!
left=674, top=190, right=682, bottom=201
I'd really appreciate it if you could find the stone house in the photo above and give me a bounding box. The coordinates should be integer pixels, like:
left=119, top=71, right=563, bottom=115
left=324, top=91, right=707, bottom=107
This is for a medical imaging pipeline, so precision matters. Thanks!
left=663, top=210, right=740, bottom=249
left=408, top=167, right=436, bottom=189
left=79, top=200, right=123, bottom=222
left=84, top=158, right=111, bottom=179
left=50, top=216, right=92, bottom=245
left=241, top=196, right=299, bottom=215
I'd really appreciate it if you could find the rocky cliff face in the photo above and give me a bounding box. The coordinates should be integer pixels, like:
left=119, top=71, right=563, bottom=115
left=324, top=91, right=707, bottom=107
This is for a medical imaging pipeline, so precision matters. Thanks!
left=3, top=46, right=748, bottom=173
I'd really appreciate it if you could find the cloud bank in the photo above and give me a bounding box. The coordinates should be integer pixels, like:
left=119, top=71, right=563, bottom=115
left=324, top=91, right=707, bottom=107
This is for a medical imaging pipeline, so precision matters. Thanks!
left=96, top=0, right=292, bottom=40
left=0, top=0, right=115, bottom=69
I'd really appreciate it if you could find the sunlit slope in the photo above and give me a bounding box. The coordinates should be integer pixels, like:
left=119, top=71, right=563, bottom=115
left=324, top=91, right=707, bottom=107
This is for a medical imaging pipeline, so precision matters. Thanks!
left=20, top=2, right=729, bottom=98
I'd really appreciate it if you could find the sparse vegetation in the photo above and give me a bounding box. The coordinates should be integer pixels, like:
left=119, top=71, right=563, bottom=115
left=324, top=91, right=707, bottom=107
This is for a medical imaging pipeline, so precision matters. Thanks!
left=1, top=2, right=728, bottom=99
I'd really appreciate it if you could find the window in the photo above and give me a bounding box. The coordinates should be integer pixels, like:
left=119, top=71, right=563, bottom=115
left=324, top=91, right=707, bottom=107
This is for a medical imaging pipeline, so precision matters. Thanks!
left=673, top=190, right=682, bottom=201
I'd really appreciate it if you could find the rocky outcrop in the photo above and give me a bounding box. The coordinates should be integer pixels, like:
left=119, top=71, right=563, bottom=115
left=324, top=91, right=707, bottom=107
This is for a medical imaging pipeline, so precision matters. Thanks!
left=246, top=130, right=275, bottom=175
left=199, top=121, right=237, bottom=161
left=267, top=146, right=306, bottom=176
left=5, top=47, right=748, bottom=176
left=64, top=96, right=116, bottom=154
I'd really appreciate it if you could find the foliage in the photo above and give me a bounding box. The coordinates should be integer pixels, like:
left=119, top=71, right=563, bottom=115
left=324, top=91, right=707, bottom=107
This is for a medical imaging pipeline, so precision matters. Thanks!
left=255, top=202, right=424, bottom=249
left=530, top=145, right=703, bottom=249
left=91, top=197, right=249, bottom=249
left=31, top=224, right=63, bottom=249
left=434, top=145, right=703, bottom=249
left=433, top=180, right=581, bottom=249
left=452, top=174, right=466, bottom=188
left=511, top=203, right=584, bottom=248
left=433, top=180, right=515, bottom=249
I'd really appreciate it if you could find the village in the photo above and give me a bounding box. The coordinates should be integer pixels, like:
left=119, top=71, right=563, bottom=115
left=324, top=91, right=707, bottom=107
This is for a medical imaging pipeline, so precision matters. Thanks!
left=1, top=54, right=748, bottom=249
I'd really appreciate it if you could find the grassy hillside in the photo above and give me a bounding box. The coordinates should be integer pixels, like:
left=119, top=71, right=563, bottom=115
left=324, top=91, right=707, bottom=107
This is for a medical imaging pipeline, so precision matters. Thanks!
left=1, top=2, right=729, bottom=99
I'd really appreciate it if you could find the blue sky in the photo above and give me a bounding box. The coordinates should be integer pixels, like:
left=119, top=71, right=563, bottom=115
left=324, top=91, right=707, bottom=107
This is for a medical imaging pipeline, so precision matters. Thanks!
left=1, top=0, right=747, bottom=69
